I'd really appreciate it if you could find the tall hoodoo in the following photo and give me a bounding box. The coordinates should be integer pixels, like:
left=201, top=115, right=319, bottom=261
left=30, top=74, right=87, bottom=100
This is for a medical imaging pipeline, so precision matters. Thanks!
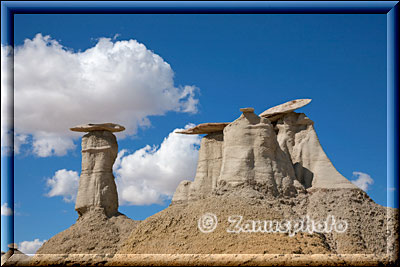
left=70, top=123, right=125, bottom=217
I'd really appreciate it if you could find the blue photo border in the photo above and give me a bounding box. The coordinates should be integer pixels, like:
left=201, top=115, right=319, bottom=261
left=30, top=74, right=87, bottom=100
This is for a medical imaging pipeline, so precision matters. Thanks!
left=1, top=0, right=398, bottom=262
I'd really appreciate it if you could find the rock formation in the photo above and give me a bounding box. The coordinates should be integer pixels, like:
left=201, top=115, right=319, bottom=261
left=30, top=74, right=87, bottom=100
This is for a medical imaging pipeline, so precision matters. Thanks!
left=118, top=99, right=397, bottom=264
left=73, top=123, right=124, bottom=217
left=35, top=123, right=138, bottom=256
left=26, top=106, right=397, bottom=266
left=172, top=99, right=357, bottom=205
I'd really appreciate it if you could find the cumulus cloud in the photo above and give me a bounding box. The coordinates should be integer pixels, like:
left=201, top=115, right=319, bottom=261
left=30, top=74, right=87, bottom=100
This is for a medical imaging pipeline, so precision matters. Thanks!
left=46, top=169, right=79, bottom=202
left=114, top=124, right=201, bottom=205
left=351, top=171, right=374, bottom=191
left=3, top=33, right=199, bottom=156
left=18, top=239, right=46, bottom=255
left=1, top=202, right=13, bottom=216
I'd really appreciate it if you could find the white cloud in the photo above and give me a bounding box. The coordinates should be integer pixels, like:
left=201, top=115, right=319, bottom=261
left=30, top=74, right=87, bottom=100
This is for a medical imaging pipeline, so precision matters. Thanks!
left=46, top=169, right=79, bottom=202
left=114, top=124, right=201, bottom=205
left=2, top=33, right=199, bottom=157
left=18, top=239, right=46, bottom=255
left=32, top=133, right=75, bottom=157
left=351, top=171, right=374, bottom=191
left=1, top=202, right=13, bottom=216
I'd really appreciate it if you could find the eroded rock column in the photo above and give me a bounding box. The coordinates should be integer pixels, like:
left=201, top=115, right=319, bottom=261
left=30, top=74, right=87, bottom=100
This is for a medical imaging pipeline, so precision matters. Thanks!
left=217, top=108, right=299, bottom=198
left=70, top=123, right=125, bottom=217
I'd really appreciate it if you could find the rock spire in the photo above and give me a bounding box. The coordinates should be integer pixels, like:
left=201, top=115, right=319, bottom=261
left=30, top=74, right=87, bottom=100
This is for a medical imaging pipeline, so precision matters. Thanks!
left=70, top=123, right=124, bottom=217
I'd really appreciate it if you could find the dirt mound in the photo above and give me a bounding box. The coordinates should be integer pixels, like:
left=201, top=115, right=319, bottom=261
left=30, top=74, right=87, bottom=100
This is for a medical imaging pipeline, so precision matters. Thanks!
left=119, top=189, right=397, bottom=255
left=119, top=195, right=330, bottom=254
left=36, top=209, right=138, bottom=255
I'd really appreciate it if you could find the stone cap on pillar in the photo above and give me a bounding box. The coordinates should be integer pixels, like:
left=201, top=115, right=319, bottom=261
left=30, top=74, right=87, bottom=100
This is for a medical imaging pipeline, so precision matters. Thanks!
left=70, top=123, right=125, bottom=133
left=259, top=99, right=312, bottom=118
left=176, top=122, right=230, bottom=135
left=240, top=107, right=254, bottom=113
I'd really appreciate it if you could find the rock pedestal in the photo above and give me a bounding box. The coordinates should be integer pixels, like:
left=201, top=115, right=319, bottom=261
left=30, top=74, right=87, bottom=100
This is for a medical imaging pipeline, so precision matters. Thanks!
left=71, top=123, right=125, bottom=217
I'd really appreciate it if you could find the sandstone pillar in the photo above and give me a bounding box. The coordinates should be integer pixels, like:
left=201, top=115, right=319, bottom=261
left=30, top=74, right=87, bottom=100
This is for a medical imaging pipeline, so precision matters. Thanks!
left=70, top=123, right=125, bottom=217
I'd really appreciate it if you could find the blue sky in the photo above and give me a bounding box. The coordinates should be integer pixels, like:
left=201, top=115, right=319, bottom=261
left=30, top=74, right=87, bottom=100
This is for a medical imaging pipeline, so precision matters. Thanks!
left=1, top=14, right=392, bottom=253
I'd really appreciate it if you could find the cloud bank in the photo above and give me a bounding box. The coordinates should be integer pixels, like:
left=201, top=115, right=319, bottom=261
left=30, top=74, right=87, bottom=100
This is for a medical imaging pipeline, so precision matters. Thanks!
left=45, top=125, right=201, bottom=206
left=3, top=33, right=199, bottom=157
left=18, top=239, right=46, bottom=255
left=351, top=171, right=374, bottom=191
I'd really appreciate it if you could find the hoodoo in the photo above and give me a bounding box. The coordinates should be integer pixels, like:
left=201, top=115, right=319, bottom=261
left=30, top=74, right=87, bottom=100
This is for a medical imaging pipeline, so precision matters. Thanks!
left=34, top=123, right=138, bottom=257
left=172, top=99, right=357, bottom=204
left=70, top=123, right=125, bottom=217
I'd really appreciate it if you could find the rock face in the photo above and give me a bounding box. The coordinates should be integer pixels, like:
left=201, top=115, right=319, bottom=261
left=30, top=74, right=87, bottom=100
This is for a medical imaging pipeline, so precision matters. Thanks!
left=75, top=130, right=119, bottom=217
